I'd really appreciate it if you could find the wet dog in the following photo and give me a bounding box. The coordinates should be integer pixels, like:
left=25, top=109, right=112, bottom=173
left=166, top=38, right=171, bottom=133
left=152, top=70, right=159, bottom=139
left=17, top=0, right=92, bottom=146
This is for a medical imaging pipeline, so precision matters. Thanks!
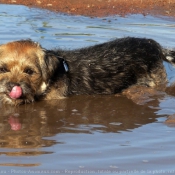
left=0, top=37, right=174, bottom=105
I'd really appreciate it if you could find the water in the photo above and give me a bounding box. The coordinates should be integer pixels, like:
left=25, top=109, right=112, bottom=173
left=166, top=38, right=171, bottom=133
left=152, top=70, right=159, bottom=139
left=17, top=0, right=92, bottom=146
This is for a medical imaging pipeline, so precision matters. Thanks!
left=0, top=4, right=175, bottom=175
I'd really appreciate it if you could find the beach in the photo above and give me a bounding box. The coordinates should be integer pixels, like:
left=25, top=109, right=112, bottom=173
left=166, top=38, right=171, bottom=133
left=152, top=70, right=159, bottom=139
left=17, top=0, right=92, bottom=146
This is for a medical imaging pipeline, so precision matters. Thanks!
left=1, top=0, right=175, bottom=17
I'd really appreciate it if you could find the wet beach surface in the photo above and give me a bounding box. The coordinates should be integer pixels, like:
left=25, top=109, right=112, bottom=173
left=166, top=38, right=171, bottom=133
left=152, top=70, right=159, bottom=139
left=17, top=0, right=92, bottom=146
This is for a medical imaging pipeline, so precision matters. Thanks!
left=0, top=4, right=175, bottom=175
left=1, top=0, right=175, bottom=17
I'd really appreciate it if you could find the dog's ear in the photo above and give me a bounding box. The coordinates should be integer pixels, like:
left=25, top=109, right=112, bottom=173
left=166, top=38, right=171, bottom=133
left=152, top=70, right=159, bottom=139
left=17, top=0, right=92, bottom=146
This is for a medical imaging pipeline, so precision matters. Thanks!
left=40, top=50, right=60, bottom=82
left=35, top=43, right=66, bottom=82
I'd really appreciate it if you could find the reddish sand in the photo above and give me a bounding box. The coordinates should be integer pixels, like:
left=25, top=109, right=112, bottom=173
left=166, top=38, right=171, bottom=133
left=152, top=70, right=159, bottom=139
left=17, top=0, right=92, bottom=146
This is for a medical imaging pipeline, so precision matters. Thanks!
left=1, top=0, right=175, bottom=17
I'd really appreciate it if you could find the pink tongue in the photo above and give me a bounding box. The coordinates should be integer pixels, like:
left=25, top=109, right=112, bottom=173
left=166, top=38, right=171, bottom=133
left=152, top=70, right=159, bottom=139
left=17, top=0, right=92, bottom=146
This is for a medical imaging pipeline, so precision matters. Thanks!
left=9, top=86, right=22, bottom=99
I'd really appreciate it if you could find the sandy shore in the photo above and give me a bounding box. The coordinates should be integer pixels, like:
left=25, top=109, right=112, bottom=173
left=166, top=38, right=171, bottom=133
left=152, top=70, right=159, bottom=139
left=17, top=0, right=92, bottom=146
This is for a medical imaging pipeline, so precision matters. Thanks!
left=1, top=0, right=175, bottom=17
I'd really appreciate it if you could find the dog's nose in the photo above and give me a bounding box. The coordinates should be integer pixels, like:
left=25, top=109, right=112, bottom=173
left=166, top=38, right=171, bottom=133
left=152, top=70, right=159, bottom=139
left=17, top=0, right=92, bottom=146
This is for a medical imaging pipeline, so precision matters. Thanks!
left=8, top=82, right=20, bottom=91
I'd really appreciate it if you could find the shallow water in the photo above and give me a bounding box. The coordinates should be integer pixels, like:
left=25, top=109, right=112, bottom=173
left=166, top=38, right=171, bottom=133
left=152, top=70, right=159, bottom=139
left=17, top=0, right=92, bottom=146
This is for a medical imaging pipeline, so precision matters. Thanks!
left=0, top=4, right=175, bottom=175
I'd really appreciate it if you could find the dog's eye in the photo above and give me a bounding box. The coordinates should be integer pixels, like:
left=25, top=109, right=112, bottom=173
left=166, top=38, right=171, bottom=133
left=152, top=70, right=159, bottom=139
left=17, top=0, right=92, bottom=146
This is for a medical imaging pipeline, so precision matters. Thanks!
left=0, top=67, right=8, bottom=73
left=24, top=68, right=34, bottom=75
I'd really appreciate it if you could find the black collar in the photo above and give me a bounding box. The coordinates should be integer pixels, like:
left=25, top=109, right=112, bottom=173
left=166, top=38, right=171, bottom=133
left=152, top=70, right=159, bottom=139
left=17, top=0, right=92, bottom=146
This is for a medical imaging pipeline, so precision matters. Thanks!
left=57, top=56, right=69, bottom=73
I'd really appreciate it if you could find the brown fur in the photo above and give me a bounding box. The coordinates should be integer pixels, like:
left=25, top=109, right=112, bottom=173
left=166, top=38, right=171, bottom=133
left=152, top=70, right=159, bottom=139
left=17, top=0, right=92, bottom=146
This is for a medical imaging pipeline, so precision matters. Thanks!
left=0, top=40, right=46, bottom=105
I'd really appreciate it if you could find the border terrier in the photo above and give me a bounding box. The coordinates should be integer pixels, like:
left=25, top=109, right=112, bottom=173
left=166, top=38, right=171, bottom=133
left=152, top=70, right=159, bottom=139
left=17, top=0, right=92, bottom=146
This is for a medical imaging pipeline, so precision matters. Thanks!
left=0, top=37, right=174, bottom=105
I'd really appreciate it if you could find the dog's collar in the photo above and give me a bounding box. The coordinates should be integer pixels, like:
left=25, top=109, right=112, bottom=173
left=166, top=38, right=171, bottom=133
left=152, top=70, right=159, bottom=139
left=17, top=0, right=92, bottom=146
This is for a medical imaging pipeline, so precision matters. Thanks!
left=57, top=56, right=69, bottom=73
left=63, top=60, right=69, bottom=72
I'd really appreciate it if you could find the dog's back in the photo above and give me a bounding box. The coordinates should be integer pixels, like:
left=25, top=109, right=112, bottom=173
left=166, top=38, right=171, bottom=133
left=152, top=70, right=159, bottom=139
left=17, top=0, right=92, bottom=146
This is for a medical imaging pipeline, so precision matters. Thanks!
left=58, top=37, right=169, bottom=95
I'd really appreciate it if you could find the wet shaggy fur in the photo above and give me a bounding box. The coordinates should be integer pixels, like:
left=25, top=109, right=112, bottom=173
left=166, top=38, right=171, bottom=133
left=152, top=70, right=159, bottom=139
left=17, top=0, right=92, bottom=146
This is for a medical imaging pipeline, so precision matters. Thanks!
left=0, top=37, right=175, bottom=105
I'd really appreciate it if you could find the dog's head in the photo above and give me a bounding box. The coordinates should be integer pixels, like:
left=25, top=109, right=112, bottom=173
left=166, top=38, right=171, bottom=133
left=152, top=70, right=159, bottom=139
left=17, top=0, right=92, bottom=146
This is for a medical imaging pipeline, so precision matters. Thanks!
left=0, top=40, right=60, bottom=105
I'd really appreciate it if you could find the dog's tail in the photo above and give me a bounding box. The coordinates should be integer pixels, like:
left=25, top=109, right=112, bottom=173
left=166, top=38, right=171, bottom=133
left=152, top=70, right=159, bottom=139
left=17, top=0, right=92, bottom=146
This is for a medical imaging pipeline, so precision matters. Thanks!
left=163, top=48, right=175, bottom=64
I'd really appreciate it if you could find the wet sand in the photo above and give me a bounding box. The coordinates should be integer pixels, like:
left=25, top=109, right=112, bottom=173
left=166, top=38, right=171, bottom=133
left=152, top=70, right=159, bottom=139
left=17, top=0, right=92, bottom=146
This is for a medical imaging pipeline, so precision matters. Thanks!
left=1, top=0, right=175, bottom=17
